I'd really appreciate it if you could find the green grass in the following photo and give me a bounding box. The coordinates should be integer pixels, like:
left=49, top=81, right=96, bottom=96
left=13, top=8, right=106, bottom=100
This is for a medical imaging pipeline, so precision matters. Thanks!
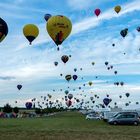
left=0, top=111, right=140, bottom=140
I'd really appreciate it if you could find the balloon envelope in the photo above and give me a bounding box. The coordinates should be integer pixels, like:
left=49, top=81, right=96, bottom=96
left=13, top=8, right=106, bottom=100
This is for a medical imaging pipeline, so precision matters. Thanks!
left=94, top=9, right=101, bottom=17
left=126, top=93, right=130, bottom=98
left=114, top=6, right=121, bottom=14
left=54, top=61, right=58, bottom=66
left=23, top=24, right=39, bottom=45
left=66, top=100, right=72, bottom=107
left=61, top=55, right=69, bottom=64
left=47, top=15, right=72, bottom=46
left=120, top=28, right=128, bottom=38
left=25, top=102, right=32, bottom=109
left=103, top=98, right=111, bottom=106
left=65, top=75, right=72, bottom=82
left=73, top=75, right=78, bottom=81
left=44, top=14, right=52, bottom=22
left=0, top=18, right=8, bottom=43
left=68, top=94, right=73, bottom=100
left=88, top=81, right=93, bottom=86
left=17, top=85, right=22, bottom=90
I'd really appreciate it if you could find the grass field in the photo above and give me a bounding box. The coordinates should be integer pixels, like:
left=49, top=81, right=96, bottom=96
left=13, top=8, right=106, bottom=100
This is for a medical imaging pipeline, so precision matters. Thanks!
left=0, top=111, right=140, bottom=140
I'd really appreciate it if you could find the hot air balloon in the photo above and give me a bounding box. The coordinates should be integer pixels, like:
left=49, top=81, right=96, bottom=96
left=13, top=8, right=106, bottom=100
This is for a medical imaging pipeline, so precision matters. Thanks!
left=94, top=9, right=101, bottom=17
left=54, top=61, right=58, bottom=66
left=120, top=28, right=128, bottom=38
left=66, top=100, right=72, bottom=107
left=136, top=102, right=139, bottom=105
left=114, top=5, right=121, bottom=14
left=47, top=15, right=72, bottom=46
left=61, top=55, right=69, bottom=64
left=25, top=102, right=32, bottom=109
left=125, top=93, right=130, bottom=98
left=73, top=75, right=78, bottom=81
left=23, top=24, right=39, bottom=45
left=65, top=75, right=72, bottom=82
left=92, top=101, right=95, bottom=104
left=112, top=44, right=115, bottom=47
left=105, top=62, right=109, bottom=66
left=136, top=26, right=140, bottom=32
left=79, top=87, right=81, bottom=90
left=88, top=81, right=93, bottom=86
left=44, top=14, right=52, bottom=22
left=125, top=103, right=129, bottom=106
left=107, top=67, right=110, bottom=70
left=114, top=71, right=118, bottom=75
left=0, top=18, right=8, bottom=43
left=68, top=94, right=73, bottom=100
left=90, top=97, right=94, bottom=101
left=74, top=68, right=77, bottom=72
left=92, top=62, right=95, bottom=66
left=103, top=98, right=111, bottom=106
left=17, top=85, right=22, bottom=90
left=106, top=94, right=109, bottom=97
left=110, top=65, right=113, bottom=69
left=120, top=82, right=124, bottom=86
left=65, top=90, right=69, bottom=95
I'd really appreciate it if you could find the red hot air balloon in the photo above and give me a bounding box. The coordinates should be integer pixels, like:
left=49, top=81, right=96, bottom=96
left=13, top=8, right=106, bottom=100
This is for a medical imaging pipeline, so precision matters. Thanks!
left=94, top=9, right=101, bottom=17
left=66, top=100, right=72, bottom=107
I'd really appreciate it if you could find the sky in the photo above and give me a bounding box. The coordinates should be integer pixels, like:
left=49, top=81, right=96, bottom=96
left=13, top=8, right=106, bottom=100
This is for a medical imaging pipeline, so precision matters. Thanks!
left=0, top=0, right=140, bottom=109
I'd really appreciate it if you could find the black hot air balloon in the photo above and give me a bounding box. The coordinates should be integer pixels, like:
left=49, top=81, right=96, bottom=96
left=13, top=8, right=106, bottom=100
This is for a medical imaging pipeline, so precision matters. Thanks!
left=125, top=93, right=130, bottom=98
left=54, top=61, right=58, bottom=66
left=103, top=98, right=111, bottom=106
left=119, top=95, right=122, bottom=98
left=17, top=85, right=22, bottom=90
left=44, top=14, right=52, bottom=22
left=120, top=82, right=124, bottom=86
left=0, top=18, right=8, bottom=43
left=120, top=28, right=128, bottom=38
left=136, top=26, right=140, bottom=32
left=74, top=68, right=77, bottom=72
left=73, top=75, right=78, bottom=81
left=112, top=44, right=115, bottom=47
left=68, top=94, right=73, bottom=100
left=105, top=62, right=109, bottom=66
left=114, top=71, right=118, bottom=75
left=61, top=55, right=69, bottom=64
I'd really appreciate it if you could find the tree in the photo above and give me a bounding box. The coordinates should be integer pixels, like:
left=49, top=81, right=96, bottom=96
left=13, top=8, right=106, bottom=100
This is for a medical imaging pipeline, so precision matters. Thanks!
left=13, top=107, right=19, bottom=114
left=3, top=103, right=12, bottom=113
left=35, top=108, right=41, bottom=114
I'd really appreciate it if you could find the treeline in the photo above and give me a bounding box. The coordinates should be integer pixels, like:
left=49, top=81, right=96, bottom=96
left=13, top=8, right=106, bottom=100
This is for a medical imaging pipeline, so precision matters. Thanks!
left=35, top=107, right=78, bottom=114
left=0, top=103, right=79, bottom=114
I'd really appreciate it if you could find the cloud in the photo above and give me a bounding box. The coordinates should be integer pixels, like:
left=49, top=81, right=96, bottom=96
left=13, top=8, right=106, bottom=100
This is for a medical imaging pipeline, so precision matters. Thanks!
left=72, top=0, right=140, bottom=35
left=15, top=0, right=140, bottom=50
left=0, top=76, right=16, bottom=80
left=67, top=0, right=93, bottom=10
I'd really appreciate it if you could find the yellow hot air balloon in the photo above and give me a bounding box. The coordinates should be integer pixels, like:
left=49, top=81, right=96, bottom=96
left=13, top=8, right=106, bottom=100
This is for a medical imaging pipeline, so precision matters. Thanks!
left=114, top=5, right=121, bottom=14
left=23, top=24, right=39, bottom=45
left=46, top=15, right=72, bottom=46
